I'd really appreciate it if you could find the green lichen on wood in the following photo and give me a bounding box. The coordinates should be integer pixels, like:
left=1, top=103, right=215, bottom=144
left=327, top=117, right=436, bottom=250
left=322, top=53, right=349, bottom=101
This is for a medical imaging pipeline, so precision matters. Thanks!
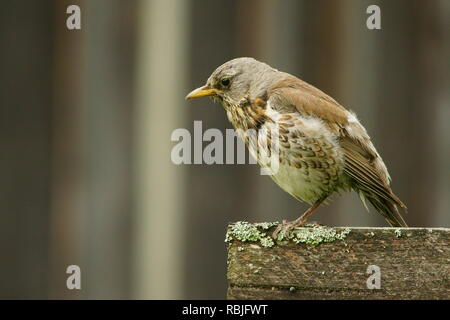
left=260, top=236, right=275, bottom=248
left=228, top=227, right=450, bottom=299
left=225, top=221, right=277, bottom=248
left=226, top=221, right=351, bottom=247
left=289, top=226, right=351, bottom=245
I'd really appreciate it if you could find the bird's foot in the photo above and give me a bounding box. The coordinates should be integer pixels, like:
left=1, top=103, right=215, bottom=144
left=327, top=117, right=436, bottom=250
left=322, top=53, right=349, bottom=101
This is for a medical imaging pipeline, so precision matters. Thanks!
left=272, top=219, right=306, bottom=240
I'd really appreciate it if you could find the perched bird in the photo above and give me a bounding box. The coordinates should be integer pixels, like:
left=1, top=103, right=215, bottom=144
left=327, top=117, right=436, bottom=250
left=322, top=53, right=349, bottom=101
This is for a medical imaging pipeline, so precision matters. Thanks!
left=186, top=57, right=407, bottom=237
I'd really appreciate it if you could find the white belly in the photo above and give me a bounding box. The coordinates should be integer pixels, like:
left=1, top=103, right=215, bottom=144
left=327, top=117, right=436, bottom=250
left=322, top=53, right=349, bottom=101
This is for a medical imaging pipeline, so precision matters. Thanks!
left=270, top=161, right=328, bottom=204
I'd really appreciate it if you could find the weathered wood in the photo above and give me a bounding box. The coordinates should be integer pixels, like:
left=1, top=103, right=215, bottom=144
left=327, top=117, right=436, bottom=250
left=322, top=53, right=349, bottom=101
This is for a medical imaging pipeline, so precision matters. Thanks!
left=226, top=222, right=450, bottom=299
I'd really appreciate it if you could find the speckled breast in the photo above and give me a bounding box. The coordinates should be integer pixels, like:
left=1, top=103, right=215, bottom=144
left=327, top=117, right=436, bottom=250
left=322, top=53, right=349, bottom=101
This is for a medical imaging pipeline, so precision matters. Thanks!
left=226, top=103, right=347, bottom=204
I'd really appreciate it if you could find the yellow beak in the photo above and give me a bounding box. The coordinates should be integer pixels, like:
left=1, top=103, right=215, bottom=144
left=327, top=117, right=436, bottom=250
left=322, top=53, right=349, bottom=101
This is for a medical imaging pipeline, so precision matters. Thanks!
left=185, top=85, right=220, bottom=100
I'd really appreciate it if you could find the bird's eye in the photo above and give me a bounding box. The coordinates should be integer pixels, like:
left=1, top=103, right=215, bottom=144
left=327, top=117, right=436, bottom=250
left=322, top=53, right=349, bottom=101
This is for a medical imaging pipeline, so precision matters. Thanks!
left=221, top=78, right=230, bottom=87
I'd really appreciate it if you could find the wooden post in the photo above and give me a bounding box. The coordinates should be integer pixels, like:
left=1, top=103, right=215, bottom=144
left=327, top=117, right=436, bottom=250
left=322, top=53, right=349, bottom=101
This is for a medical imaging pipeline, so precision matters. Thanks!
left=226, top=222, right=450, bottom=299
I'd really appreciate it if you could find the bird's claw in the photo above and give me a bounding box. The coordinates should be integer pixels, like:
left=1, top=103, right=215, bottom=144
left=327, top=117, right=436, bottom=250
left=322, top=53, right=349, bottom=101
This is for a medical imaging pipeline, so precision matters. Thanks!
left=272, top=219, right=306, bottom=240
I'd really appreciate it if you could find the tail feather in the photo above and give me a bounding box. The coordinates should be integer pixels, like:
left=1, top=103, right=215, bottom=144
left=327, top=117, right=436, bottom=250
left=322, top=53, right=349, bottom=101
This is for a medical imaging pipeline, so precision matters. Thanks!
left=359, top=190, right=408, bottom=227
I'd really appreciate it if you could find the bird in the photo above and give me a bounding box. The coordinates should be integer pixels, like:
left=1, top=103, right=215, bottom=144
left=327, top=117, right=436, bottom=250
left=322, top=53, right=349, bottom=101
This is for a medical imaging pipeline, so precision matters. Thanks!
left=186, top=57, right=407, bottom=238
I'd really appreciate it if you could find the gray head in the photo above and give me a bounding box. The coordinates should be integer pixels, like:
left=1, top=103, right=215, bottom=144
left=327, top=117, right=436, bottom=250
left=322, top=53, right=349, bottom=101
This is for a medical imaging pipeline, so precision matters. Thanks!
left=186, top=57, right=282, bottom=106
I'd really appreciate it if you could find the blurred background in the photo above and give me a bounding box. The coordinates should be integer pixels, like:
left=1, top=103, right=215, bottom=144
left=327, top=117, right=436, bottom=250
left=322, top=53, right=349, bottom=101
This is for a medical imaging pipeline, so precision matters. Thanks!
left=0, top=0, right=449, bottom=299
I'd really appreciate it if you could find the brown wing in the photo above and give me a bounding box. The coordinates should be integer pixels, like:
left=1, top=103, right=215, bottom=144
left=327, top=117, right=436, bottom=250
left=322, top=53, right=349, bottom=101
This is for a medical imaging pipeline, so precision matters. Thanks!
left=341, top=134, right=407, bottom=227
left=268, top=76, right=350, bottom=128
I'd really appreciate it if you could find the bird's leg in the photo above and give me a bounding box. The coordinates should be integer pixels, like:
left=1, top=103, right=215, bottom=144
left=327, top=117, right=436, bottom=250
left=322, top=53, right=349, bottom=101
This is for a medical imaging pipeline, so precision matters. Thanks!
left=272, top=197, right=326, bottom=239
